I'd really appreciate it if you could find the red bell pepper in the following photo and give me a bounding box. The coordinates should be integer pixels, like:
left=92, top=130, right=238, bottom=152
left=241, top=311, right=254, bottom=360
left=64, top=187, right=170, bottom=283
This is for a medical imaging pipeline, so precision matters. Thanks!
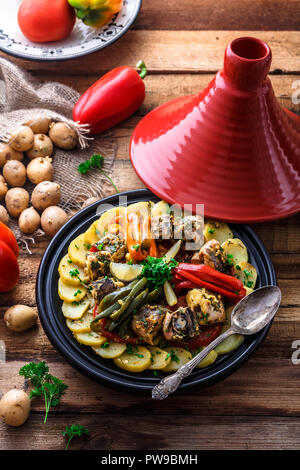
left=73, top=61, right=147, bottom=134
left=0, top=240, right=19, bottom=292
left=98, top=317, right=140, bottom=345
left=176, top=263, right=243, bottom=292
left=126, top=212, right=158, bottom=262
left=168, top=324, right=222, bottom=350
left=0, top=221, right=19, bottom=258
left=175, top=269, right=246, bottom=301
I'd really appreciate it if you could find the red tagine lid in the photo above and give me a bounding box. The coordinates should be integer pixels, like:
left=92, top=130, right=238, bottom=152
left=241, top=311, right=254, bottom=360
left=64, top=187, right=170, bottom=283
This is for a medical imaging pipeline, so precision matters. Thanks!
left=130, top=37, right=300, bottom=223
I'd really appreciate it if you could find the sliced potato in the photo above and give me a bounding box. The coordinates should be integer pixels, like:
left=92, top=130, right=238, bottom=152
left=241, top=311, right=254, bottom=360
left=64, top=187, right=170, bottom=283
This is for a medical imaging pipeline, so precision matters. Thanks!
left=66, top=312, right=93, bottom=333
left=233, top=261, right=257, bottom=289
left=58, top=278, right=86, bottom=303
left=96, top=206, right=126, bottom=238
left=151, top=200, right=170, bottom=218
left=222, top=238, right=248, bottom=265
left=110, top=262, right=143, bottom=282
left=114, top=345, right=151, bottom=372
left=244, top=286, right=254, bottom=296
left=62, top=298, right=90, bottom=320
left=214, top=334, right=244, bottom=355
left=93, top=341, right=126, bottom=359
left=147, top=346, right=172, bottom=370
left=215, top=305, right=244, bottom=355
left=196, top=349, right=218, bottom=369
left=68, top=234, right=88, bottom=268
left=163, top=347, right=192, bottom=373
left=126, top=201, right=154, bottom=216
left=204, top=220, right=233, bottom=244
left=74, top=331, right=106, bottom=347
left=58, top=254, right=84, bottom=286
left=84, top=221, right=100, bottom=245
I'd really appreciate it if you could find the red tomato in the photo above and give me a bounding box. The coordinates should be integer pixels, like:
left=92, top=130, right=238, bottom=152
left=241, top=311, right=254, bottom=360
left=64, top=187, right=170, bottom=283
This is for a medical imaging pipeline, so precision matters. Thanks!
left=0, top=222, right=19, bottom=258
left=0, top=241, right=19, bottom=293
left=18, top=0, right=76, bottom=43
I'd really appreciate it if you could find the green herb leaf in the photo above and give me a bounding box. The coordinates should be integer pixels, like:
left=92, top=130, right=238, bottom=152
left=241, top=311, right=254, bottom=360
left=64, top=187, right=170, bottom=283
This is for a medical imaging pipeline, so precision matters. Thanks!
left=19, top=362, right=68, bottom=424
left=62, top=424, right=89, bottom=450
left=141, top=256, right=178, bottom=289
left=78, top=154, right=119, bottom=192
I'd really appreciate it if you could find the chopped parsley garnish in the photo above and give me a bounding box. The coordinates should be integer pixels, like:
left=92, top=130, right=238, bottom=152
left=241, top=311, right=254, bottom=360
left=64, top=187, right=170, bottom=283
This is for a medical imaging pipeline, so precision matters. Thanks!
left=246, top=281, right=253, bottom=288
left=235, top=264, right=241, bottom=271
left=208, top=228, right=215, bottom=234
left=69, top=268, right=80, bottom=277
left=73, top=289, right=82, bottom=297
left=101, top=342, right=110, bottom=349
left=243, top=269, right=251, bottom=278
left=170, top=351, right=179, bottom=363
left=141, top=256, right=178, bottom=289
left=84, top=243, right=91, bottom=250
left=153, top=370, right=159, bottom=377
left=132, top=244, right=140, bottom=252
left=67, top=259, right=73, bottom=264
left=227, top=254, right=234, bottom=266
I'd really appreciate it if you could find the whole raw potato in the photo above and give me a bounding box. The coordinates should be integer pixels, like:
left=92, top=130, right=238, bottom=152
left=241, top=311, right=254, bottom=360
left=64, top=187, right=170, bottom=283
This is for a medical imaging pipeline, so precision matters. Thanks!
left=0, top=389, right=31, bottom=427
left=41, top=205, right=68, bottom=237
left=26, top=134, right=53, bottom=160
left=49, top=122, right=78, bottom=149
left=27, top=157, right=54, bottom=184
left=18, top=207, right=41, bottom=234
left=9, top=126, right=34, bottom=152
left=4, top=305, right=38, bottom=332
left=24, top=117, right=51, bottom=134
left=3, top=160, right=27, bottom=187
left=0, top=143, right=23, bottom=167
left=31, top=181, right=61, bottom=211
left=5, top=188, right=29, bottom=217
left=0, top=177, right=8, bottom=201
left=0, top=205, right=9, bottom=224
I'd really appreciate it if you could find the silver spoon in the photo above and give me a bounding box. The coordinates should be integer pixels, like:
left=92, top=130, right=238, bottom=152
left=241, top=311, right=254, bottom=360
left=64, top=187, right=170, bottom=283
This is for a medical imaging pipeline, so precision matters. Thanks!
left=152, top=285, right=281, bottom=400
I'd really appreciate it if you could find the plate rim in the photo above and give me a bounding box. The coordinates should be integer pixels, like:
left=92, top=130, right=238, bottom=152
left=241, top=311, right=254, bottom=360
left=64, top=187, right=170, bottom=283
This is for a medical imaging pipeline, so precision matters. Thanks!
left=36, top=188, right=277, bottom=394
left=0, top=0, right=142, bottom=62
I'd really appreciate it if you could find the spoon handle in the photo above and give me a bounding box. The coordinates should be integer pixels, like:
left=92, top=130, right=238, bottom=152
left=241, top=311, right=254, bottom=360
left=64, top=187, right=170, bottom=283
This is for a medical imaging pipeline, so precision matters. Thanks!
left=152, top=327, right=235, bottom=400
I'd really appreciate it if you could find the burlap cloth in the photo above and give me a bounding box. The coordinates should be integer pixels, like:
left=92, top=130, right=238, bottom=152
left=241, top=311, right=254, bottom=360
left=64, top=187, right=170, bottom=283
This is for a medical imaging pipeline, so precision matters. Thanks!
left=0, top=58, right=117, bottom=250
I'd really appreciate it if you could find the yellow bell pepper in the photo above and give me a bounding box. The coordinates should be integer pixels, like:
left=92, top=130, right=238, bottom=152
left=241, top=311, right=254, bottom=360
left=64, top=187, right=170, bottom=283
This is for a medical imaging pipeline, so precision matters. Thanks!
left=68, top=0, right=123, bottom=27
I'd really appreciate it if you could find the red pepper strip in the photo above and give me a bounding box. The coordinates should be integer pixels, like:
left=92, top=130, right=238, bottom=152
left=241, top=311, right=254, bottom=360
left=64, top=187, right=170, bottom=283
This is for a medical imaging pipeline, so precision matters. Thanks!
left=176, top=263, right=243, bottom=292
left=73, top=62, right=146, bottom=135
left=168, top=324, right=222, bottom=350
left=127, top=212, right=158, bottom=261
left=93, top=303, right=99, bottom=318
left=99, top=318, right=140, bottom=345
left=176, top=269, right=246, bottom=300
left=90, top=245, right=99, bottom=253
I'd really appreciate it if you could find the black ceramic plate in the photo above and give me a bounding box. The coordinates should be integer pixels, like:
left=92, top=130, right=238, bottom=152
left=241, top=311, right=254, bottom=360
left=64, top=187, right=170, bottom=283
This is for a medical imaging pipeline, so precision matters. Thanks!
left=37, top=189, right=276, bottom=394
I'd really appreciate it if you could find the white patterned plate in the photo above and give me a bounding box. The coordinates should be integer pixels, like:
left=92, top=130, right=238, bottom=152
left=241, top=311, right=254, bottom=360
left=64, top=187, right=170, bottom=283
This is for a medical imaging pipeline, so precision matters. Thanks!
left=0, top=0, right=142, bottom=61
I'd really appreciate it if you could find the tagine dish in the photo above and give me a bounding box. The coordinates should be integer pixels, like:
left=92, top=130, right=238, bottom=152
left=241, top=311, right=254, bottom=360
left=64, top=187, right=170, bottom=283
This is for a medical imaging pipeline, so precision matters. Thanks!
left=57, top=200, right=258, bottom=375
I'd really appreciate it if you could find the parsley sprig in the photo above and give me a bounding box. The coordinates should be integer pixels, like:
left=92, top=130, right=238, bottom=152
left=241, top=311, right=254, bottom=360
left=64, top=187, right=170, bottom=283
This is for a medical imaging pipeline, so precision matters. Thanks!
left=141, top=256, right=178, bottom=289
left=19, top=362, right=68, bottom=424
left=78, top=153, right=119, bottom=193
left=62, top=424, right=89, bottom=450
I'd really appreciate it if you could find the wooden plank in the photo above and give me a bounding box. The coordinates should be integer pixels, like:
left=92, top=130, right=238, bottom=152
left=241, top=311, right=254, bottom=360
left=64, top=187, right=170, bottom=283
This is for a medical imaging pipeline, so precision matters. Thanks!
left=1, top=413, right=300, bottom=449
left=2, top=31, right=300, bottom=74
left=135, top=0, right=300, bottom=32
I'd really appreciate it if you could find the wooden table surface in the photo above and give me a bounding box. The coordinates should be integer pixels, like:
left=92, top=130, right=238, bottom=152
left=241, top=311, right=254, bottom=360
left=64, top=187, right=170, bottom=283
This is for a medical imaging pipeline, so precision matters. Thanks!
left=1, top=0, right=300, bottom=451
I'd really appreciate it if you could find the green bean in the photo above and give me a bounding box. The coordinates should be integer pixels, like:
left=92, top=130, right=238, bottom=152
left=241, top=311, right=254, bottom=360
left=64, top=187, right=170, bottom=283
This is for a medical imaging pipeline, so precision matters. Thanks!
left=118, top=316, right=132, bottom=339
left=91, top=301, right=120, bottom=327
left=145, top=285, right=163, bottom=303
left=108, top=288, right=149, bottom=332
left=109, top=277, right=147, bottom=321
left=98, top=279, right=138, bottom=312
